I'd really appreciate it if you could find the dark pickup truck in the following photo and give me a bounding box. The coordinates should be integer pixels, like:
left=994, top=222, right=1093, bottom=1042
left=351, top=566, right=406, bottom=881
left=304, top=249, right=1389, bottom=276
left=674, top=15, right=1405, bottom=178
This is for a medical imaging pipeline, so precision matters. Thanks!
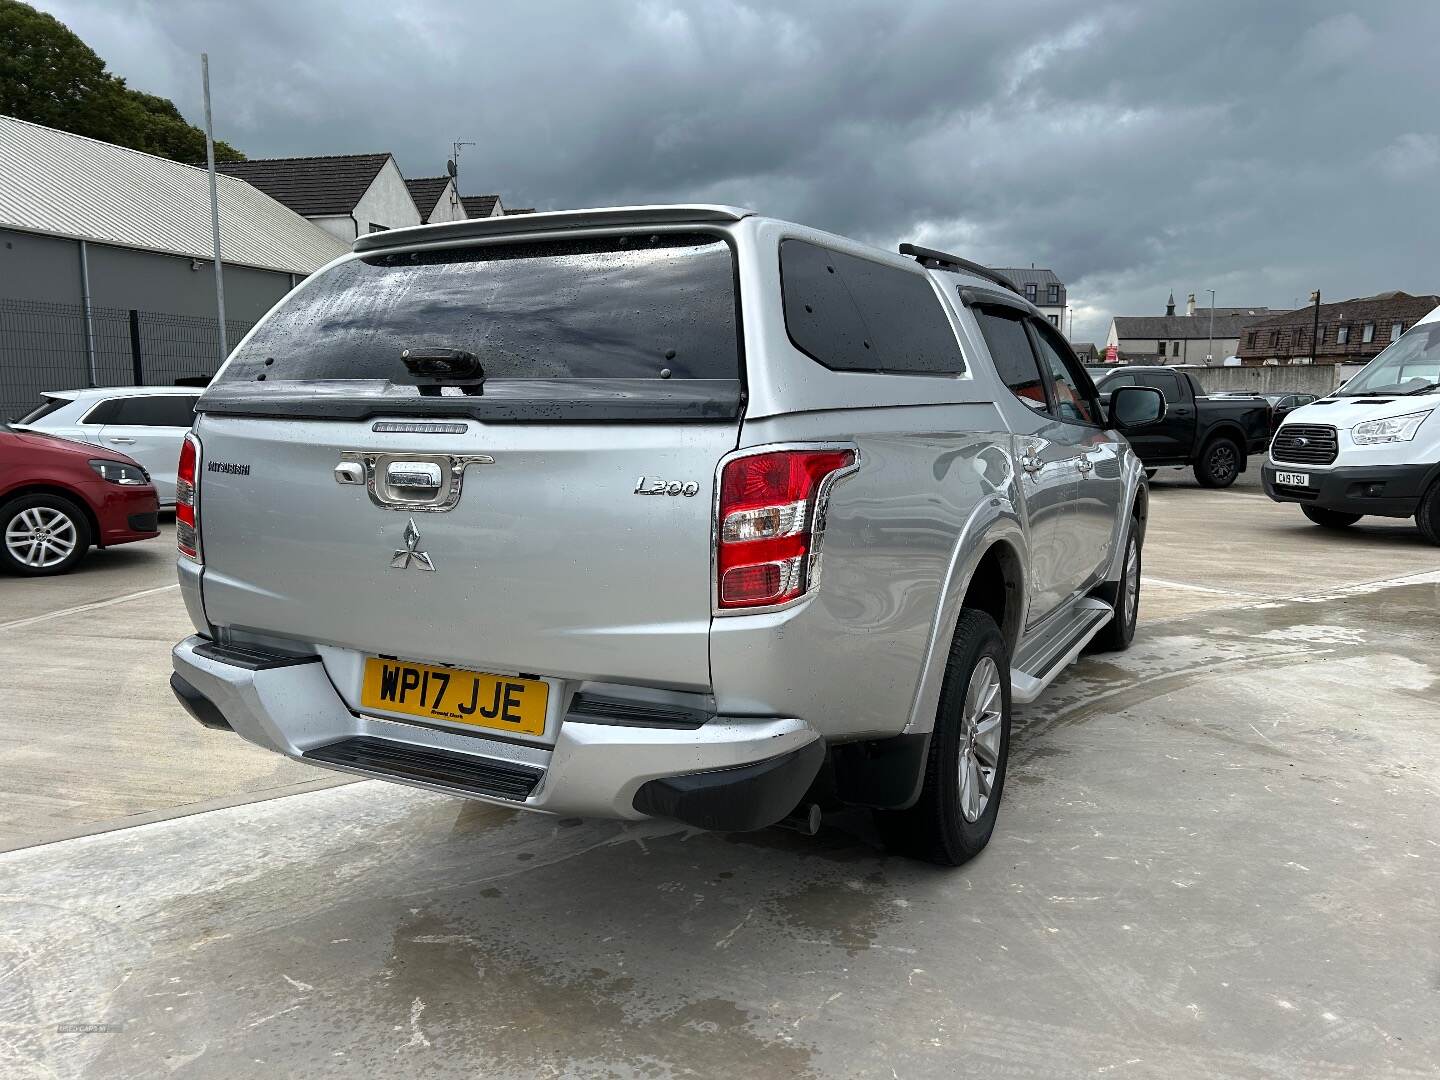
left=1094, top=367, right=1271, bottom=487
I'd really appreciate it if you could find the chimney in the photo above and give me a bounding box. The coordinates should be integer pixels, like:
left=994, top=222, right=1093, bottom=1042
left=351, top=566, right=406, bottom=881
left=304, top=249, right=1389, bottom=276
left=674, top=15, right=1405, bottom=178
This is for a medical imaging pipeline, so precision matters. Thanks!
left=1187, top=293, right=1197, bottom=317
left=1165, top=291, right=1175, bottom=317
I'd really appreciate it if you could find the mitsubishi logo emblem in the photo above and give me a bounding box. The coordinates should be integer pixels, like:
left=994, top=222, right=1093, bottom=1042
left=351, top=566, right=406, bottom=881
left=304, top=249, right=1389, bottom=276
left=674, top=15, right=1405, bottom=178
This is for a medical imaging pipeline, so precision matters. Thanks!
left=390, top=518, right=435, bottom=571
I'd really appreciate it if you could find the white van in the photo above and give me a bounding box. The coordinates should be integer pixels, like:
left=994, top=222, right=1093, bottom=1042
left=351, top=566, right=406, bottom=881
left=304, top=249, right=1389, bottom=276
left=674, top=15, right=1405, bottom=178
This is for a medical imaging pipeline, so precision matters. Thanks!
left=1263, top=303, right=1440, bottom=544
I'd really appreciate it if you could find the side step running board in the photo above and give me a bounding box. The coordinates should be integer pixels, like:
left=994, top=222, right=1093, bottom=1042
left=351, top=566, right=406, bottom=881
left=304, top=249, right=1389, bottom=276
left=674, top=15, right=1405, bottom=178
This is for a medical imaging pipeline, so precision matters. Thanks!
left=304, top=736, right=543, bottom=801
left=1010, top=597, right=1113, bottom=704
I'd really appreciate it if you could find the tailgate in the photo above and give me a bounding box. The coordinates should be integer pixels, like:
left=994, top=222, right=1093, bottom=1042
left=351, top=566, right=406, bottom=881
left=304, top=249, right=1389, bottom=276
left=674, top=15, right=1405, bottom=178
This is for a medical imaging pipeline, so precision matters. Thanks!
left=195, top=415, right=734, bottom=690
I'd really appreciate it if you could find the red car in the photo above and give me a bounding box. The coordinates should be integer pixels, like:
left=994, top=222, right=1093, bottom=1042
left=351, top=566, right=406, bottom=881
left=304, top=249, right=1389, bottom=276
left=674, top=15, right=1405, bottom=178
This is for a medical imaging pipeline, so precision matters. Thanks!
left=0, top=427, right=160, bottom=576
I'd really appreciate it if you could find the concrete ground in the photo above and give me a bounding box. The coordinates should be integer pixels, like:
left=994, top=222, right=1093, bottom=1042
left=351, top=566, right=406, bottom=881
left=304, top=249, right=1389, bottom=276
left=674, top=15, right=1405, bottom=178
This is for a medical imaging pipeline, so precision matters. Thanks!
left=1, top=484, right=1437, bottom=1079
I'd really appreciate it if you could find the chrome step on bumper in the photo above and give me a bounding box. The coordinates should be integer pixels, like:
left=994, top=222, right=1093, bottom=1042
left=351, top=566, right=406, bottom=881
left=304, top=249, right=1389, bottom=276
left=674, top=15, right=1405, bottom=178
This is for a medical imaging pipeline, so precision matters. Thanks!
left=170, top=635, right=822, bottom=828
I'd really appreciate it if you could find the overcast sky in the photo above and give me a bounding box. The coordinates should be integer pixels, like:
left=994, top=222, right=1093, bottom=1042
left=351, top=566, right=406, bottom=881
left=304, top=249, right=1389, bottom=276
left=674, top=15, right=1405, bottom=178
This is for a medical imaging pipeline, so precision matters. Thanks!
left=35, top=0, right=1440, bottom=345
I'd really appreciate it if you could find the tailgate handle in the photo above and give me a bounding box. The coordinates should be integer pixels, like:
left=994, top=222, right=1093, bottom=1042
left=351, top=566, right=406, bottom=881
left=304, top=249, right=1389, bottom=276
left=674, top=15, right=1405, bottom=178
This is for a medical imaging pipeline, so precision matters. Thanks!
left=335, top=451, right=494, bottom=512
left=386, top=461, right=443, bottom=491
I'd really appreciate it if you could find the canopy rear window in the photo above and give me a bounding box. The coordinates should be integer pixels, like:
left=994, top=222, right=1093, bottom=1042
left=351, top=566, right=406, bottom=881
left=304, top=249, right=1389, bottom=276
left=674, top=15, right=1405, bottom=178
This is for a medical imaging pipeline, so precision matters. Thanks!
left=203, top=233, right=742, bottom=422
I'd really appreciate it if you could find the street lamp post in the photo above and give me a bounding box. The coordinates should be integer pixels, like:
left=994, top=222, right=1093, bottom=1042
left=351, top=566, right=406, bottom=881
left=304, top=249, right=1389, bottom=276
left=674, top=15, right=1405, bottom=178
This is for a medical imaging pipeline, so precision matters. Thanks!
left=1310, top=290, right=1322, bottom=363
left=1206, top=288, right=1216, bottom=365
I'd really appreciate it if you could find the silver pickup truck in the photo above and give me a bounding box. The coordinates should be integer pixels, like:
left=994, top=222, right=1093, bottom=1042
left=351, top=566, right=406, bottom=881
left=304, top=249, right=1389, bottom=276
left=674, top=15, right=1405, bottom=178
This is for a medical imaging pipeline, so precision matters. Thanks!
left=169, top=206, right=1164, bottom=865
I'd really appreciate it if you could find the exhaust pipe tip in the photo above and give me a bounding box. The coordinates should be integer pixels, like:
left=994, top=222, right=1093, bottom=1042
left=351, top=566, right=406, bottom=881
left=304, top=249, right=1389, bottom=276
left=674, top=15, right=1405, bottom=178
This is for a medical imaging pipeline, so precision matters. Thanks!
left=777, top=802, right=822, bottom=836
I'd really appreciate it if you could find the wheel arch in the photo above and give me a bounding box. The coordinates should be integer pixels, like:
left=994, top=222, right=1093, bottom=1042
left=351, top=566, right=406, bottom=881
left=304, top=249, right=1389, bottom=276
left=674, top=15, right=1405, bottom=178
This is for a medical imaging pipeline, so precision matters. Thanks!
left=1201, top=422, right=1247, bottom=453
left=902, top=507, right=1027, bottom=738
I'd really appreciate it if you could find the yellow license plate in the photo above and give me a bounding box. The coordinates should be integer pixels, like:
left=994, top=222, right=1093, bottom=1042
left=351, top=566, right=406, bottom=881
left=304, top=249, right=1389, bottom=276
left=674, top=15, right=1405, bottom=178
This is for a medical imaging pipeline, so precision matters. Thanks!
left=360, top=657, right=548, bottom=736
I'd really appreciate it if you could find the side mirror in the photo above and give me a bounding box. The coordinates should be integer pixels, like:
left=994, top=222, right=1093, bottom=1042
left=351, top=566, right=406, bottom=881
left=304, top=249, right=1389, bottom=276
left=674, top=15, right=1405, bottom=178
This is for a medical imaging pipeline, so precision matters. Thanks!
left=1108, top=385, right=1166, bottom=430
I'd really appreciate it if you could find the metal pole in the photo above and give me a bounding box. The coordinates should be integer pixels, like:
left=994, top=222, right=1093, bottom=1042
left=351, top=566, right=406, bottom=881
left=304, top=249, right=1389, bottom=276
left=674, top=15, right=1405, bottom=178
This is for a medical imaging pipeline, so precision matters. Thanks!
left=1310, top=290, right=1321, bottom=364
left=202, top=53, right=228, bottom=359
left=1206, top=288, right=1216, bottom=365
left=77, top=239, right=97, bottom=386
left=128, top=309, right=143, bottom=385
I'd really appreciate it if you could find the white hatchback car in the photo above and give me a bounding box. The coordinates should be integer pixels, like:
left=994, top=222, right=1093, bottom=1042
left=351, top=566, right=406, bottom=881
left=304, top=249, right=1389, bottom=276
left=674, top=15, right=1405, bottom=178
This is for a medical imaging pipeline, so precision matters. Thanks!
left=13, top=387, right=201, bottom=506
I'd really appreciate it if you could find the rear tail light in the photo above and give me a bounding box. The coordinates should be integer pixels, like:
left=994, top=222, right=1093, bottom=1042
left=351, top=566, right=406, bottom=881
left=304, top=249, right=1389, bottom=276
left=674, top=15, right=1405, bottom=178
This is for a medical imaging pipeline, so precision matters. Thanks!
left=176, top=432, right=201, bottom=562
left=715, top=448, right=857, bottom=609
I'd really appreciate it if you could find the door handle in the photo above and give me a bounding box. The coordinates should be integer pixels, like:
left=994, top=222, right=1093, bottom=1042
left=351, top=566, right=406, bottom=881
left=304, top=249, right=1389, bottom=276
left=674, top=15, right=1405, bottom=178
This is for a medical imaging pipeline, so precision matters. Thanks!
left=106, top=436, right=136, bottom=444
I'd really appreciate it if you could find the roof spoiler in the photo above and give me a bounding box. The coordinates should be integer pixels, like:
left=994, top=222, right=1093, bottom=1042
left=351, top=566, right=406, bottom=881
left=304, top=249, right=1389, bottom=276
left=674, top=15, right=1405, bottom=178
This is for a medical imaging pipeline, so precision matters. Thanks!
left=354, top=205, right=754, bottom=253
left=898, top=244, right=1020, bottom=295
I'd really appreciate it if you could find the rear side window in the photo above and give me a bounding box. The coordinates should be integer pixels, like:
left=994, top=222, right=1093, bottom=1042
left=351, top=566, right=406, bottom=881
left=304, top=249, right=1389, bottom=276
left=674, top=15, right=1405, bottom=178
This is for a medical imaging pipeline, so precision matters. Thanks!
left=974, top=307, right=1047, bottom=409
left=16, top=397, right=69, bottom=424
left=1099, top=373, right=1135, bottom=389
left=218, top=233, right=740, bottom=386
left=780, top=240, right=964, bottom=375
left=95, top=396, right=198, bottom=427
left=1141, top=372, right=1183, bottom=403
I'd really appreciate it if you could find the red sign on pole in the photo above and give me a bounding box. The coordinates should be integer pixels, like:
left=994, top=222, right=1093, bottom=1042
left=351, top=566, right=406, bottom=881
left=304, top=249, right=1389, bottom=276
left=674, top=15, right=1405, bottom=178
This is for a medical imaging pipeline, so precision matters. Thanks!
left=1104, top=345, right=1119, bottom=363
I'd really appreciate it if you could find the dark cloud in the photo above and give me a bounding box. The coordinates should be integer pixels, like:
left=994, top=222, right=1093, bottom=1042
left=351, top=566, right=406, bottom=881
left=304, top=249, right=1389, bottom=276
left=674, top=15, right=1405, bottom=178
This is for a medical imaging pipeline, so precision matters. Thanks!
left=38, top=0, right=1440, bottom=342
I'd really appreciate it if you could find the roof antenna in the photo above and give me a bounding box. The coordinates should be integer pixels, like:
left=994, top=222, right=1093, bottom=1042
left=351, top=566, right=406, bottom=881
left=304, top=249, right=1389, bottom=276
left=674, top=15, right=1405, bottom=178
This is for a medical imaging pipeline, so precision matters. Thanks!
left=450, top=140, right=476, bottom=190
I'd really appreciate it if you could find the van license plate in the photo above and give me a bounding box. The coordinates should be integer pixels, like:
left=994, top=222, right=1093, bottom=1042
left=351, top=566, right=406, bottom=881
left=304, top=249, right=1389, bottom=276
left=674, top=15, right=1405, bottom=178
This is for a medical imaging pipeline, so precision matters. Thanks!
left=360, top=657, right=548, bottom=736
left=1275, top=471, right=1310, bottom=487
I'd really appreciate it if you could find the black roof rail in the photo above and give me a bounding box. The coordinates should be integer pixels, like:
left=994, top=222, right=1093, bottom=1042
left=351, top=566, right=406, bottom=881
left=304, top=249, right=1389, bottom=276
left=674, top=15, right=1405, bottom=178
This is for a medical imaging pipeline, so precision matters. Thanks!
left=898, top=243, right=1021, bottom=295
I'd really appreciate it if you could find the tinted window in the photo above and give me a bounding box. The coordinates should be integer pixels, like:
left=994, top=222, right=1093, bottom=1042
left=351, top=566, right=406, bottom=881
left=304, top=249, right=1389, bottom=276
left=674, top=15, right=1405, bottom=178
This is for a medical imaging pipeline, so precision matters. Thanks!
left=974, top=307, right=1047, bottom=409
left=81, top=399, right=122, bottom=424
left=1099, top=373, right=1135, bottom=390
left=96, top=396, right=197, bottom=427
left=780, top=240, right=964, bottom=375
left=219, top=233, right=739, bottom=387
left=1029, top=320, right=1097, bottom=423
left=1138, top=372, right=1182, bottom=403
left=16, top=397, right=70, bottom=424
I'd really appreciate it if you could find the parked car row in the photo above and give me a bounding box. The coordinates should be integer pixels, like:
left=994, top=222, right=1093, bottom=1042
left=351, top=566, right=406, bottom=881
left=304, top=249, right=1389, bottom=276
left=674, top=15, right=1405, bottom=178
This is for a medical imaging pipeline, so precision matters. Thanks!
left=12, top=386, right=202, bottom=506
left=2, top=386, right=200, bottom=575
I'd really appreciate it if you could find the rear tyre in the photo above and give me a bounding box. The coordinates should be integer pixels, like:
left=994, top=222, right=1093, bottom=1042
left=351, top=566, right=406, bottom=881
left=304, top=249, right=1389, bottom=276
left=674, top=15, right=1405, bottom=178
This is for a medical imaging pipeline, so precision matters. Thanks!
left=1302, top=506, right=1362, bottom=530
left=1090, top=525, right=1141, bottom=652
left=1416, top=480, right=1440, bottom=546
left=0, top=494, right=91, bottom=576
left=1195, top=437, right=1242, bottom=488
left=877, top=609, right=1010, bottom=866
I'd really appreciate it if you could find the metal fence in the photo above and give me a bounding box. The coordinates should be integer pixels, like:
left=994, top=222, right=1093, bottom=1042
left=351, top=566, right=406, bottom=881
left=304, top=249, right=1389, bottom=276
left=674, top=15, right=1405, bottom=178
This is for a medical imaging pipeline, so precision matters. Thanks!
left=0, top=298, right=254, bottom=421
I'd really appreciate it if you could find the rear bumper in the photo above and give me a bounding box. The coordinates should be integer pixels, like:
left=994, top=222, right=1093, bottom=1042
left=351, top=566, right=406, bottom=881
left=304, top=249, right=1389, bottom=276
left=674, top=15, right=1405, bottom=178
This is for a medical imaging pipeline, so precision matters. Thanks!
left=1262, top=461, right=1436, bottom=518
left=170, top=635, right=822, bottom=830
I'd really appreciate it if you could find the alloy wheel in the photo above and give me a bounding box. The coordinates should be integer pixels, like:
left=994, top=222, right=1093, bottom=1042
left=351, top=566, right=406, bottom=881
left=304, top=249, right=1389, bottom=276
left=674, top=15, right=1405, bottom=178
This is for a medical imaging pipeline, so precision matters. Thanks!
left=1124, top=537, right=1141, bottom=627
left=1210, top=444, right=1237, bottom=482
left=957, top=655, right=1004, bottom=823
left=4, top=507, right=79, bottom=569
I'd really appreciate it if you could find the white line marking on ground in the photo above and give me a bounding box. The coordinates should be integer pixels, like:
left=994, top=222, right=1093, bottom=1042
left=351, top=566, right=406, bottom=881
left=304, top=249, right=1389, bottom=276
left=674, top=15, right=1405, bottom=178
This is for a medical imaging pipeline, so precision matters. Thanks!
left=1141, top=577, right=1262, bottom=597
left=0, top=583, right=179, bottom=631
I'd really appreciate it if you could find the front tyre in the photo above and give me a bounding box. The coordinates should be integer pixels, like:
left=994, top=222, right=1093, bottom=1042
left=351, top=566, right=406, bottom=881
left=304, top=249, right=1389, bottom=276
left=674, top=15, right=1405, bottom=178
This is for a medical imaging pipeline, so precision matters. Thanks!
left=1302, top=506, right=1362, bottom=529
left=1091, top=525, right=1140, bottom=652
left=0, top=494, right=91, bottom=576
left=1416, top=479, right=1440, bottom=546
left=877, top=609, right=1010, bottom=866
left=1195, top=436, right=1242, bottom=488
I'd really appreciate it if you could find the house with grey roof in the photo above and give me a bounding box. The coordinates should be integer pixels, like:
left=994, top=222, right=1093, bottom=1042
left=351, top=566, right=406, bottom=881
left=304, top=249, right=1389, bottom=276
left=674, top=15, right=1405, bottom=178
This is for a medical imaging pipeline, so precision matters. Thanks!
left=215, top=152, right=421, bottom=240
left=461, top=194, right=504, bottom=219
left=993, top=267, right=1068, bottom=331
left=1105, top=292, right=1273, bottom=365
left=404, top=176, right=468, bottom=225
